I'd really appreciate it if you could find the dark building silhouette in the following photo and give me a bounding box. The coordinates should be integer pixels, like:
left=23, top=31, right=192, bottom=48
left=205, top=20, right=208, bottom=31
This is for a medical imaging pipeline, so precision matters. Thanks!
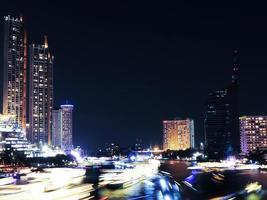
left=204, top=51, right=240, bottom=159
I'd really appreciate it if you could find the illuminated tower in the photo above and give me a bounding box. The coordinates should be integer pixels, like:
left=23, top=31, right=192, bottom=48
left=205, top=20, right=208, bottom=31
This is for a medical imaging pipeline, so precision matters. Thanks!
left=61, top=104, right=73, bottom=151
left=2, top=15, right=27, bottom=132
left=52, top=108, right=62, bottom=147
left=163, top=118, right=195, bottom=151
left=29, top=36, right=53, bottom=145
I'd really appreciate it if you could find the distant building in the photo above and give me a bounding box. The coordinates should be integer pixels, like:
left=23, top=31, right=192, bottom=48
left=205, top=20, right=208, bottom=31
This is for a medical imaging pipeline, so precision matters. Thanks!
left=51, top=104, right=73, bottom=151
left=105, top=143, right=120, bottom=156
left=204, top=51, right=240, bottom=159
left=52, top=109, right=62, bottom=147
left=28, top=36, right=53, bottom=145
left=2, top=15, right=27, bottom=132
left=61, top=104, right=74, bottom=151
left=240, top=116, right=267, bottom=155
left=163, top=118, right=195, bottom=151
left=133, top=139, right=143, bottom=151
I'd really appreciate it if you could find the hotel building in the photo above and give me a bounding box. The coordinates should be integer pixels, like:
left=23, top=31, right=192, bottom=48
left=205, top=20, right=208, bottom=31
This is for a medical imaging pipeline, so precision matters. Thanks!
left=240, top=116, right=267, bottom=155
left=163, top=118, right=195, bottom=151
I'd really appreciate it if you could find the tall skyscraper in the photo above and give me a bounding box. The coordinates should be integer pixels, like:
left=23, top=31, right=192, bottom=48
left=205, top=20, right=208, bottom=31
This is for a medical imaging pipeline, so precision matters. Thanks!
left=61, top=104, right=73, bottom=151
left=2, top=15, right=27, bottom=132
left=163, top=118, right=195, bottom=151
left=240, top=116, right=267, bottom=155
left=204, top=51, right=240, bottom=159
left=51, top=108, right=62, bottom=147
left=29, top=37, right=53, bottom=145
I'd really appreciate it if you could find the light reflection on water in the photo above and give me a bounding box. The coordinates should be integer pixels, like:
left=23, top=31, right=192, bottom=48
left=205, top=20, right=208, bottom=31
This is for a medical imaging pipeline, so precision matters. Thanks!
left=99, top=161, right=267, bottom=199
left=160, top=160, right=267, bottom=199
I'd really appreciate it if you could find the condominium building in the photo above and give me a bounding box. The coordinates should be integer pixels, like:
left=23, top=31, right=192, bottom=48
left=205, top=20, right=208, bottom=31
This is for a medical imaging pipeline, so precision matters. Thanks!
left=2, top=15, right=27, bottom=132
left=240, top=116, right=267, bottom=155
left=29, top=37, right=53, bottom=145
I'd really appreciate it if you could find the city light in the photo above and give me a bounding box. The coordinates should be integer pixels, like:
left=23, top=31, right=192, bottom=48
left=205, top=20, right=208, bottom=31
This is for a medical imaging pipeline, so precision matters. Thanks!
left=0, top=3, right=267, bottom=200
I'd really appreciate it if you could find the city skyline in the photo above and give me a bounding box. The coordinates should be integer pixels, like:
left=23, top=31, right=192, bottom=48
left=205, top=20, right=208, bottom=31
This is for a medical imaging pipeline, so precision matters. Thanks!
left=1, top=2, right=267, bottom=151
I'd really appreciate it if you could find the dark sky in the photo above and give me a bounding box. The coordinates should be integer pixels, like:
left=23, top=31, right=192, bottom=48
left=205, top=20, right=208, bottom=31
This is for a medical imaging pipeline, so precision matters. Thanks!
left=1, top=1, right=267, bottom=151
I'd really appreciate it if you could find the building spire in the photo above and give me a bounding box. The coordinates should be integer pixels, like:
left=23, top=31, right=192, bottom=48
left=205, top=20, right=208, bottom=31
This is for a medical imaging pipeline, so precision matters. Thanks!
left=232, top=49, right=239, bottom=84
left=44, top=35, right=48, bottom=49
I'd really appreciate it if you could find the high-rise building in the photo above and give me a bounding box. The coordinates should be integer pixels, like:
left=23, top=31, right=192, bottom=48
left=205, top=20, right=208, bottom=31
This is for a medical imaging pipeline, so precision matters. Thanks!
left=51, top=108, right=62, bottom=147
left=204, top=51, right=240, bottom=159
left=163, top=118, right=195, bottom=151
left=240, top=116, right=267, bottom=155
left=2, top=15, right=27, bottom=132
left=61, top=104, right=73, bottom=151
left=51, top=105, right=73, bottom=151
left=29, top=37, right=53, bottom=145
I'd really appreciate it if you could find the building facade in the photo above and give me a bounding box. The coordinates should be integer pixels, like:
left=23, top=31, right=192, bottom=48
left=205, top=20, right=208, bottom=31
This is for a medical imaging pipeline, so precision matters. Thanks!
left=240, top=116, right=267, bottom=155
left=204, top=52, right=240, bottom=159
left=29, top=37, right=53, bottom=145
left=0, top=114, right=32, bottom=157
left=61, top=105, right=73, bottom=151
left=163, top=118, right=195, bottom=151
left=2, top=15, right=27, bottom=132
left=51, top=105, right=73, bottom=151
left=51, top=109, right=62, bottom=147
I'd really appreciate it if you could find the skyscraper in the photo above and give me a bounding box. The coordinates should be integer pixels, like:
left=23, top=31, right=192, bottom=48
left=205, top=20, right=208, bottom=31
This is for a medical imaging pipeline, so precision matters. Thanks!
left=2, top=15, right=27, bottom=132
left=29, top=37, right=53, bottom=145
left=51, top=108, right=62, bottom=147
left=51, top=105, right=73, bottom=151
left=163, top=118, right=195, bottom=151
left=61, top=104, right=73, bottom=151
left=240, top=116, right=267, bottom=155
left=204, top=51, right=240, bottom=159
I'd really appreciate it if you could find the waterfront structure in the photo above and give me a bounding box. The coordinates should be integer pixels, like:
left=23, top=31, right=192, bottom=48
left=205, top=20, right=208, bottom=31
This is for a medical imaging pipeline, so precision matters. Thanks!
left=163, top=118, right=195, bottom=151
left=61, top=104, right=73, bottom=151
left=204, top=51, right=240, bottom=159
left=0, top=114, right=32, bottom=157
left=28, top=37, right=53, bottom=145
left=2, top=15, right=27, bottom=132
left=240, top=116, right=267, bottom=155
left=51, top=104, right=73, bottom=151
left=52, top=108, right=62, bottom=147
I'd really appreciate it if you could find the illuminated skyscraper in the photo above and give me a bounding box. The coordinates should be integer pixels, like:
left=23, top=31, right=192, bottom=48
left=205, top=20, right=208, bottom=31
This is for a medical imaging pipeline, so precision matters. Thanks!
left=29, top=37, right=53, bottom=145
left=61, top=104, right=73, bottom=151
left=163, top=118, right=195, bottom=151
left=2, top=15, right=27, bottom=132
left=51, top=108, right=62, bottom=147
left=240, top=116, right=267, bottom=155
left=204, top=51, right=240, bottom=159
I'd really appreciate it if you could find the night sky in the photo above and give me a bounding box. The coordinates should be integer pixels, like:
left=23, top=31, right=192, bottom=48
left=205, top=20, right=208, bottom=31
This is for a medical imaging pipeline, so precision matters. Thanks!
left=1, top=1, right=267, bottom=151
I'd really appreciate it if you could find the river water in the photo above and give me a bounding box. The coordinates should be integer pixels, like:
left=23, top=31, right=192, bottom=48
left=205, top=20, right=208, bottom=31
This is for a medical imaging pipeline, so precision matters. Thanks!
left=160, top=160, right=267, bottom=199
left=100, top=160, right=267, bottom=199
